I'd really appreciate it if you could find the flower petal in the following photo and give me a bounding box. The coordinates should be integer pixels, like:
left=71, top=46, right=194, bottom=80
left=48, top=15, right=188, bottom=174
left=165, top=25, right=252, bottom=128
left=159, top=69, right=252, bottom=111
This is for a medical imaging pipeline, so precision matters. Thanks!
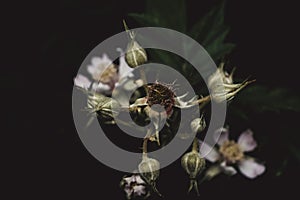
left=87, top=64, right=96, bottom=75
left=124, top=186, right=133, bottom=197
left=134, top=175, right=145, bottom=184
left=199, top=140, right=220, bottom=162
left=238, top=129, right=257, bottom=152
left=238, top=158, right=265, bottom=179
left=220, top=161, right=237, bottom=176
left=214, top=127, right=229, bottom=145
left=133, top=185, right=146, bottom=196
left=117, top=48, right=134, bottom=80
left=123, top=176, right=135, bottom=185
left=91, top=56, right=103, bottom=66
left=91, top=82, right=111, bottom=94
left=74, top=74, right=91, bottom=89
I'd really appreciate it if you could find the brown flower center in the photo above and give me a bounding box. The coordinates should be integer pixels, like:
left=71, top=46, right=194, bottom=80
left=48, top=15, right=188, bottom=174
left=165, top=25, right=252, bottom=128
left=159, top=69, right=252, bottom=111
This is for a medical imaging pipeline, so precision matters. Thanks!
left=146, top=82, right=175, bottom=116
left=219, top=140, right=244, bottom=163
left=94, top=64, right=118, bottom=84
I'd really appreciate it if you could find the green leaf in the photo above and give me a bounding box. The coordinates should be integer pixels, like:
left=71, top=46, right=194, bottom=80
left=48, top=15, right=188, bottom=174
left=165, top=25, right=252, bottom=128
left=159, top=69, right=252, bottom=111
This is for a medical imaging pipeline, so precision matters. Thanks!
left=145, top=0, right=186, bottom=32
left=189, top=0, right=225, bottom=41
left=129, top=0, right=235, bottom=84
left=188, top=1, right=234, bottom=61
left=208, top=43, right=235, bottom=61
left=128, top=13, right=161, bottom=27
left=129, top=0, right=186, bottom=32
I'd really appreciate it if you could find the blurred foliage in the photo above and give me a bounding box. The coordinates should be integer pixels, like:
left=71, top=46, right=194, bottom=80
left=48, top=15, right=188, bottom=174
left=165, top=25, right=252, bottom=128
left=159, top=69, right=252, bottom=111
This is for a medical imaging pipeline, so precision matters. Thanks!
left=129, top=0, right=235, bottom=62
left=129, top=0, right=234, bottom=86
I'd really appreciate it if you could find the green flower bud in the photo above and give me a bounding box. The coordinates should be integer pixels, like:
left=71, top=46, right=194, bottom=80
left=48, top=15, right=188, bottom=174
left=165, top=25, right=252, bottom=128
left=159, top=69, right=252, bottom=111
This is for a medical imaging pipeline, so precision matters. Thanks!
left=123, top=20, right=147, bottom=68
left=190, top=115, right=206, bottom=134
left=181, top=139, right=206, bottom=196
left=138, top=155, right=161, bottom=196
left=138, top=156, right=160, bottom=184
left=125, top=40, right=148, bottom=68
left=181, top=151, right=205, bottom=179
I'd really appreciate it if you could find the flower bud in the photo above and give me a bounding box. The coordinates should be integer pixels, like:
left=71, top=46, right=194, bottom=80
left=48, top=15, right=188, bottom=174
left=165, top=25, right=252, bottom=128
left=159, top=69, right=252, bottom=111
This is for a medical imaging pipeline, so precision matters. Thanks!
left=181, top=139, right=206, bottom=196
left=138, top=156, right=160, bottom=184
left=123, top=20, right=147, bottom=68
left=181, top=151, right=206, bottom=179
left=190, top=116, right=206, bottom=133
left=125, top=40, right=148, bottom=68
left=138, top=156, right=161, bottom=196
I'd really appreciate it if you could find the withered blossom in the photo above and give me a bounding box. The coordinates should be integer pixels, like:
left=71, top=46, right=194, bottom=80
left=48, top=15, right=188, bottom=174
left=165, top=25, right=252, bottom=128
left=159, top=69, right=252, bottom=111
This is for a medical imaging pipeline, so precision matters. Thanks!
left=208, top=63, right=254, bottom=103
left=120, top=173, right=148, bottom=199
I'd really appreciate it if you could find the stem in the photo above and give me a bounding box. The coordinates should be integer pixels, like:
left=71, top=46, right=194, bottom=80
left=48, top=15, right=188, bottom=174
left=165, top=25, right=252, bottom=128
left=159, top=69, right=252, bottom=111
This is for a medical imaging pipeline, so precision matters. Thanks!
left=192, top=137, right=198, bottom=153
left=199, top=99, right=210, bottom=110
left=192, top=95, right=211, bottom=105
left=122, top=20, right=134, bottom=39
left=142, top=137, right=149, bottom=159
left=139, top=69, right=149, bottom=96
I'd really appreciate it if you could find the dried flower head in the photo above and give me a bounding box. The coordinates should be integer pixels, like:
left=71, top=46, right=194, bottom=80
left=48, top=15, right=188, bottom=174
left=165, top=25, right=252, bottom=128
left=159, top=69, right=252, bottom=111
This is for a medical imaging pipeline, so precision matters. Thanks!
left=120, top=173, right=148, bottom=199
left=146, top=82, right=176, bottom=116
left=208, top=63, right=254, bottom=103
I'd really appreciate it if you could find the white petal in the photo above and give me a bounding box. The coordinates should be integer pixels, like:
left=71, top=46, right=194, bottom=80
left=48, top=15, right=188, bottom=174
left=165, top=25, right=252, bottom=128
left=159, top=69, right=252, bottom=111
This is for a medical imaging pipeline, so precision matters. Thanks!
left=91, top=82, right=111, bottom=94
left=87, top=64, right=96, bottom=75
left=220, top=162, right=237, bottom=176
left=238, top=129, right=257, bottom=152
left=133, top=185, right=146, bottom=196
left=88, top=55, right=113, bottom=79
left=124, top=187, right=133, bottom=197
left=117, top=48, right=134, bottom=80
left=74, top=74, right=91, bottom=89
left=134, top=175, right=145, bottom=184
left=124, top=176, right=135, bottom=185
left=199, top=140, right=220, bottom=162
left=238, top=158, right=266, bottom=179
left=91, top=56, right=103, bottom=66
left=214, top=127, right=229, bottom=145
left=101, top=53, right=113, bottom=63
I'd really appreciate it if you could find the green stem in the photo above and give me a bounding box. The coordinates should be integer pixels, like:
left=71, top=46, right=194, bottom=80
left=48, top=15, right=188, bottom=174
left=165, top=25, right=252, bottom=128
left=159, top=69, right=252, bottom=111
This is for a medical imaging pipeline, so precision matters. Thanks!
left=142, top=137, right=149, bottom=159
left=192, top=137, right=198, bottom=153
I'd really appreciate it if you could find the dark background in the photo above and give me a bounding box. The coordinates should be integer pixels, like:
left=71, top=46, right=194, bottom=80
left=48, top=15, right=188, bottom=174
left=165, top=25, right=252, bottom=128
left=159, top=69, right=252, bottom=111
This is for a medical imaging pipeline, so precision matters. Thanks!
left=2, top=0, right=299, bottom=199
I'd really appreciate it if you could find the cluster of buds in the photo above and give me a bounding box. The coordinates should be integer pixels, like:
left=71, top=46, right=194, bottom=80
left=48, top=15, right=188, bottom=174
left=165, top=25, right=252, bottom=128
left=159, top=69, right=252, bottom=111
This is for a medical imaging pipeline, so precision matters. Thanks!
left=74, top=21, right=256, bottom=199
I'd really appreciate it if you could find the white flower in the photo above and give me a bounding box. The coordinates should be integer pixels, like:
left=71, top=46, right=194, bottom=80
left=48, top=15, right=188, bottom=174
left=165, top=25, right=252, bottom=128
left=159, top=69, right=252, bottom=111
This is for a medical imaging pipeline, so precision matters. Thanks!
left=208, top=63, right=253, bottom=103
left=74, top=50, right=138, bottom=96
left=87, top=54, right=118, bottom=84
left=74, top=74, right=91, bottom=90
left=200, top=128, right=265, bottom=179
left=121, top=174, right=147, bottom=199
